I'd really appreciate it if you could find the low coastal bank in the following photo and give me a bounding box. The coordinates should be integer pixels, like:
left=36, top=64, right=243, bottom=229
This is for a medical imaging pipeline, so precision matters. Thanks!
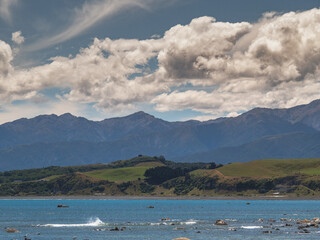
left=1, top=195, right=320, bottom=200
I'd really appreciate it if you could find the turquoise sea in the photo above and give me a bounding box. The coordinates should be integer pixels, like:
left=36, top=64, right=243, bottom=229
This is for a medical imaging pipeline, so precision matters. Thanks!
left=1, top=199, right=320, bottom=239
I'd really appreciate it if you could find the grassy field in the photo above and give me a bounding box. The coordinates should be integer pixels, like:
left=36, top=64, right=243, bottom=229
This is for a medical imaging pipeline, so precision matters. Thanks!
left=217, top=158, right=320, bottom=177
left=84, top=166, right=151, bottom=182
left=134, top=161, right=164, bottom=167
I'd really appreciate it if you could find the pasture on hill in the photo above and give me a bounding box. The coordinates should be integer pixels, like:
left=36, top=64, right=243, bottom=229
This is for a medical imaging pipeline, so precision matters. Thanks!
left=217, top=158, right=320, bottom=178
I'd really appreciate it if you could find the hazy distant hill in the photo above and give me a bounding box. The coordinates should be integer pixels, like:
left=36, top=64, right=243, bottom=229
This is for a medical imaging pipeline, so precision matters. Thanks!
left=174, top=132, right=320, bottom=164
left=0, top=100, right=319, bottom=170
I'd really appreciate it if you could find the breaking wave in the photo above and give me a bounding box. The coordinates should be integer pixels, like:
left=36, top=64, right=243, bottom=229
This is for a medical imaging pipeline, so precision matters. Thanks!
left=41, top=218, right=105, bottom=228
left=39, top=218, right=198, bottom=228
left=241, top=226, right=263, bottom=229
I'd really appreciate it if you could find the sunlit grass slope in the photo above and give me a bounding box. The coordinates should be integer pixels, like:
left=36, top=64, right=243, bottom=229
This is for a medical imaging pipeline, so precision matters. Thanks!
left=85, top=166, right=152, bottom=182
left=217, top=158, right=320, bottom=178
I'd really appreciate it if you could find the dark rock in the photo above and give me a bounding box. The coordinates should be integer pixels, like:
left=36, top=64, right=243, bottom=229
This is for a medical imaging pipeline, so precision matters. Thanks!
left=5, top=228, right=19, bottom=233
left=175, top=227, right=186, bottom=230
left=57, top=204, right=69, bottom=208
left=307, top=223, right=319, bottom=228
left=215, top=220, right=227, bottom=225
left=110, top=227, right=120, bottom=231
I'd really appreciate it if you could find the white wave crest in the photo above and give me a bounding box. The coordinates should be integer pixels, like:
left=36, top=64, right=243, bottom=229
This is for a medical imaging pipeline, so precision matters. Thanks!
left=241, top=226, right=263, bottom=229
left=184, top=221, right=197, bottom=225
left=42, top=218, right=105, bottom=228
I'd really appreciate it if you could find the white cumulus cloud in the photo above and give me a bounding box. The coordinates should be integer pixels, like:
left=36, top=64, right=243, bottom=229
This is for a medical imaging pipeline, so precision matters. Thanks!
left=0, top=40, right=13, bottom=77
left=11, top=31, right=24, bottom=45
left=0, top=8, right=320, bottom=119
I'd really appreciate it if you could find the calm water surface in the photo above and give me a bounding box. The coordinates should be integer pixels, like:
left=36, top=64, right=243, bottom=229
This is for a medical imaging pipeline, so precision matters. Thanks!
left=0, top=199, right=320, bottom=239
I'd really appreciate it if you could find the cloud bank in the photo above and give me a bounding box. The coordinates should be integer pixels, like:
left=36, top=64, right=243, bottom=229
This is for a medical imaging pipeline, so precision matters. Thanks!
left=0, top=0, right=18, bottom=23
left=1, top=8, right=320, bottom=118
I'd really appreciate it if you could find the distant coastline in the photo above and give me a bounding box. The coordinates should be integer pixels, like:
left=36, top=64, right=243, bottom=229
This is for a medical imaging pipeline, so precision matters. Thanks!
left=1, top=195, right=320, bottom=201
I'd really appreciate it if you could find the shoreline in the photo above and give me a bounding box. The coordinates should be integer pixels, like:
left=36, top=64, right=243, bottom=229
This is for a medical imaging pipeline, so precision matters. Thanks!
left=1, top=195, right=320, bottom=200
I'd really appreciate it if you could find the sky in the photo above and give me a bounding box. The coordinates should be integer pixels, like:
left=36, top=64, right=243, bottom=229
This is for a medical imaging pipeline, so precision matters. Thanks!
left=0, top=0, right=320, bottom=123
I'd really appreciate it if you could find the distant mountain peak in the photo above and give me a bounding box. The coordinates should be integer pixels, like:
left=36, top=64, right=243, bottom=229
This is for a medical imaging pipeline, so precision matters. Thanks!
left=126, top=111, right=155, bottom=120
left=59, top=113, right=74, bottom=117
left=58, top=113, right=78, bottom=119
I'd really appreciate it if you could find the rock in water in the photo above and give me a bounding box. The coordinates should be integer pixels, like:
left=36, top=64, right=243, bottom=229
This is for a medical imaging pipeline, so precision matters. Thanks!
left=5, top=228, right=19, bottom=233
left=215, top=219, right=228, bottom=225
left=57, top=204, right=69, bottom=208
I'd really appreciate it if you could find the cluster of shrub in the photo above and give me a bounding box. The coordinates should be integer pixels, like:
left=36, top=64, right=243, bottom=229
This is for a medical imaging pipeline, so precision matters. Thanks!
left=0, top=173, right=110, bottom=196
left=143, top=165, right=221, bottom=195
left=0, top=165, right=109, bottom=184
left=143, top=166, right=277, bottom=195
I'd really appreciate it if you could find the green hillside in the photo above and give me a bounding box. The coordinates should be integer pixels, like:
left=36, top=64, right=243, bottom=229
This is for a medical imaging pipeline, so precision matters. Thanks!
left=85, top=166, right=152, bottom=182
left=218, top=158, right=320, bottom=177
left=0, top=156, right=166, bottom=184
left=3, top=156, right=320, bottom=197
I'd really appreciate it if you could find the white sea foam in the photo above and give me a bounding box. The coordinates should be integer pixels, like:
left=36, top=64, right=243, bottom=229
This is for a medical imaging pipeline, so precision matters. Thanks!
left=41, top=218, right=199, bottom=228
left=184, top=221, right=197, bottom=225
left=225, top=219, right=238, bottom=222
left=150, top=223, right=162, bottom=226
left=241, top=226, right=263, bottom=229
left=42, top=218, right=105, bottom=227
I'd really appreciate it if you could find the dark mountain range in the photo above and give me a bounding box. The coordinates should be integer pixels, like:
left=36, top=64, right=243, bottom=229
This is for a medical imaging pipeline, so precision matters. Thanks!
left=239, top=99, right=320, bottom=131
left=0, top=111, right=197, bottom=149
left=0, top=100, right=319, bottom=170
left=174, top=132, right=320, bottom=164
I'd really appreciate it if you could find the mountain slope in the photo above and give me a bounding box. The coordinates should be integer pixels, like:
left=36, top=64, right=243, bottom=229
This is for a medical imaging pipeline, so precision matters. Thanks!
left=176, top=132, right=320, bottom=164
left=0, top=100, right=319, bottom=170
left=0, top=111, right=197, bottom=149
left=1, top=129, right=319, bottom=171
left=239, top=99, right=320, bottom=130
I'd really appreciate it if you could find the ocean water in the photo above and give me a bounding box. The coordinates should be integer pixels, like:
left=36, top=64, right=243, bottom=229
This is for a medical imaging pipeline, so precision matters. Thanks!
left=0, top=199, right=320, bottom=239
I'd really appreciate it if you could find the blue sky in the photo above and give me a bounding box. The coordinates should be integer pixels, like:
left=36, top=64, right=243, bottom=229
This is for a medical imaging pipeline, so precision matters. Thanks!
left=0, top=0, right=319, bottom=123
